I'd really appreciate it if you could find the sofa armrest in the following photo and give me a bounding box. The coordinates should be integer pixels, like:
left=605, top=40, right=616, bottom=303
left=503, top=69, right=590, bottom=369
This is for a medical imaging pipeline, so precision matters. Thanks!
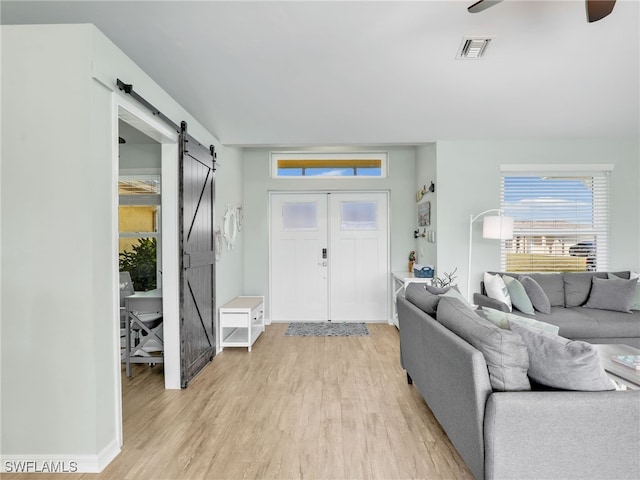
left=484, top=390, right=640, bottom=480
left=473, top=293, right=509, bottom=312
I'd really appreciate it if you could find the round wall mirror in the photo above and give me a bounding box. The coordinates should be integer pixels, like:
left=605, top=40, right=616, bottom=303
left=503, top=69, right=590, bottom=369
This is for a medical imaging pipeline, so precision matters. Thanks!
left=223, top=205, right=237, bottom=249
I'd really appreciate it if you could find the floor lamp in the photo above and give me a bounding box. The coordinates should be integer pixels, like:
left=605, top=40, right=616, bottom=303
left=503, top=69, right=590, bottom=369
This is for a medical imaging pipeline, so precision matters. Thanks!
left=467, top=209, right=514, bottom=302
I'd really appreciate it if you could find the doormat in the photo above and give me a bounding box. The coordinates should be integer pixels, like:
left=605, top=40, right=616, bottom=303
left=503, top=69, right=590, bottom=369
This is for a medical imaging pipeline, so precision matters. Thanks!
left=284, top=322, right=369, bottom=337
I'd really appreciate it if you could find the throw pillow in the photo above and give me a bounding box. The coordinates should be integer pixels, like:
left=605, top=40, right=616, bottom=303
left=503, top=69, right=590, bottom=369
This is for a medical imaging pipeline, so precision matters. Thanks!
left=478, top=307, right=559, bottom=335
left=563, top=272, right=607, bottom=307
left=502, top=275, right=535, bottom=314
left=437, top=297, right=530, bottom=391
left=584, top=276, right=636, bottom=313
left=519, top=276, right=551, bottom=314
left=524, top=273, right=565, bottom=307
left=405, top=283, right=440, bottom=316
left=509, top=322, right=615, bottom=391
left=483, top=272, right=512, bottom=312
left=608, top=273, right=640, bottom=311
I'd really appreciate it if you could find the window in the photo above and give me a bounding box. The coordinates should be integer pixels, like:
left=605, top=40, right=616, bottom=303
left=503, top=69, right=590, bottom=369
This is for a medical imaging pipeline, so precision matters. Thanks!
left=340, top=201, right=377, bottom=230
left=272, top=152, right=387, bottom=178
left=282, top=202, right=318, bottom=230
left=500, top=165, right=611, bottom=273
left=118, top=176, right=161, bottom=290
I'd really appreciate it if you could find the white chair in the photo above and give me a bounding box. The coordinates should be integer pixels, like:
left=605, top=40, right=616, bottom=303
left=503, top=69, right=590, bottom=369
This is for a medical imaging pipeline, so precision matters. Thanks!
left=120, top=272, right=163, bottom=377
left=119, top=272, right=135, bottom=351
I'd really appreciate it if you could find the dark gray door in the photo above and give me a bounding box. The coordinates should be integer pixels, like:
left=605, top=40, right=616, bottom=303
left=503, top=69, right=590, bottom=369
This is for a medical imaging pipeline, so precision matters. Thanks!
left=179, top=121, right=216, bottom=387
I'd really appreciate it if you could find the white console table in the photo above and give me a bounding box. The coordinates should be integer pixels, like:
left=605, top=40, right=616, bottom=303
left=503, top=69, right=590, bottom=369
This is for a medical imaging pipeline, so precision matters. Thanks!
left=391, top=271, right=434, bottom=328
left=219, top=296, right=265, bottom=351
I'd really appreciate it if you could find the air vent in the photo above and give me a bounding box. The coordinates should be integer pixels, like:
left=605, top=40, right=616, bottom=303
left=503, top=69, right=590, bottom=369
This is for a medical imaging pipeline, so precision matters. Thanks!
left=457, top=37, right=492, bottom=59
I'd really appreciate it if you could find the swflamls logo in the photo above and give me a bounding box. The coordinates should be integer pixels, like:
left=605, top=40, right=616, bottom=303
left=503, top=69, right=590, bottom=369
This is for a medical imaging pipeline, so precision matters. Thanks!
left=4, top=460, right=78, bottom=473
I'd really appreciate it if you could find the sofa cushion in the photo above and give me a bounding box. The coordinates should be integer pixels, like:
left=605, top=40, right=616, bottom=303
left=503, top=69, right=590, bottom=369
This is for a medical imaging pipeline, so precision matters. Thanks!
left=509, top=322, right=615, bottom=391
left=405, top=283, right=440, bottom=316
left=502, top=275, right=535, bottom=314
left=577, top=308, right=640, bottom=339
left=524, top=273, right=565, bottom=307
left=484, top=272, right=512, bottom=311
left=584, top=276, right=636, bottom=313
left=564, top=272, right=608, bottom=307
left=520, top=276, right=551, bottom=314
left=436, top=297, right=530, bottom=391
left=478, top=307, right=559, bottom=335
left=609, top=273, right=640, bottom=310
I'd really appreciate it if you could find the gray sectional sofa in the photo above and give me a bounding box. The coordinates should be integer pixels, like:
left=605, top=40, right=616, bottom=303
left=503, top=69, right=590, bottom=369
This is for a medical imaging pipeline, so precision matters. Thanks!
left=474, top=271, right=640, bottom=348
left=397, top=289, right=640, bottom=480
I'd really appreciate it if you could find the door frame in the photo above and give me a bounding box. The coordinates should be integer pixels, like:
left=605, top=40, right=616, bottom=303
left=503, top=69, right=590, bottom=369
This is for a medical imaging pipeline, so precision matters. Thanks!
left=113, top=94, right=182, bottom=401
left=268, top=190, right=390, bottom=323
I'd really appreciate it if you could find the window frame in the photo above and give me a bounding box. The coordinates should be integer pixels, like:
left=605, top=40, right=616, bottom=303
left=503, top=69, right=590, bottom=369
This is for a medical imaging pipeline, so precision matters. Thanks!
left=499, top=164, right=612, bottom=273
left=271, top=152, right=388, bottom=179
left=118, top=175, right=162, bottom=289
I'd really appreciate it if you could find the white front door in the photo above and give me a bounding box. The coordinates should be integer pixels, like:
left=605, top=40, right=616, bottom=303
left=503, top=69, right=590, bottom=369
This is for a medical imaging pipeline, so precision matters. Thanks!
left=270, top=193, right=329, bottom=321
left=328, top=192, right=388, bottom=321
left=270, top=192, right=388, bottom=322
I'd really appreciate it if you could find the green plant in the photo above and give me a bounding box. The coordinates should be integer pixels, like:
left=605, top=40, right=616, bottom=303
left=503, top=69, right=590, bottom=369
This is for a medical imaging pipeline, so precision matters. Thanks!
left=119, top=238, right=157, bottom=291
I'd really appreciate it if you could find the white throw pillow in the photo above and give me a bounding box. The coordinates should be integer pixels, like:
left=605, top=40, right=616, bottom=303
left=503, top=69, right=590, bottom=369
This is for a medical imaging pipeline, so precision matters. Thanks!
left=484, top=272, right=512, bottom=312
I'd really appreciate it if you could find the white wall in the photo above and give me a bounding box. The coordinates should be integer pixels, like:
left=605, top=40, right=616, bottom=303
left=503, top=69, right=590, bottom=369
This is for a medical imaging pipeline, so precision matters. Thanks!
left=214, top=147, right=244, bottom=311
left=435, top=140, right=640, bottom=299
left=415, top=144, right=437, bottom=267
left=1, top=24, right=244, bottom=470
left=118, top=143, right=161, bottom=173
left=2, top=24, right=102, bottom=459
left=242, top=146, right=416, bottom=320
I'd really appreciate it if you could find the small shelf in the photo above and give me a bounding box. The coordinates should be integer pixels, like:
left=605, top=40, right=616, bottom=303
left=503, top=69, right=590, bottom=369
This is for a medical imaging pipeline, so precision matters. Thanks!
left=390, top=271, right=434, bottom=328
left=219, top=296, right=265, bottom=352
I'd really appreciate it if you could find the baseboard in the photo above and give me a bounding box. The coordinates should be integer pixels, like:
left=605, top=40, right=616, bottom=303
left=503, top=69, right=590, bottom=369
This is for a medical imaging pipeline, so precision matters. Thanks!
left=97, top=437, right=121, bottom=472
left=1, top=437, right=121, bottom=474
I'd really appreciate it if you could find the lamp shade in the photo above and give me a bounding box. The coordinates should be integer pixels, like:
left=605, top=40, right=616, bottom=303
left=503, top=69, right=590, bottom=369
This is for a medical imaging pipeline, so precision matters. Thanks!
left=482, top=215, right=514, bottom=240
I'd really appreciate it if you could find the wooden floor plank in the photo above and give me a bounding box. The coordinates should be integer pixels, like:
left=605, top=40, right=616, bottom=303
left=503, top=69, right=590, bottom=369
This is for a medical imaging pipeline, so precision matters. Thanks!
left=3, top=323, right=473, bottom=480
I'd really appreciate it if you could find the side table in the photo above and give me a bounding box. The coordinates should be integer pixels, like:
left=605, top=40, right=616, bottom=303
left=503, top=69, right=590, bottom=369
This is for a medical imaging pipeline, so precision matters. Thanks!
left=391, top=271, right=434, bottom=328
left=219, top=296, right=265, bottom=352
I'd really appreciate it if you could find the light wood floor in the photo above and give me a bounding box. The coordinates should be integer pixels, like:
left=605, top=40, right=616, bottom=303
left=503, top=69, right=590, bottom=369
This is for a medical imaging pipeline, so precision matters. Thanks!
left=6, top=323, right=472, bottom=480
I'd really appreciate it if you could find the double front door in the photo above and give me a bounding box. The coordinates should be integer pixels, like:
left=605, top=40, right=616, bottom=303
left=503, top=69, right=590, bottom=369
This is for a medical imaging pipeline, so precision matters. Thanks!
left=270, top=192, right=389, bottom=322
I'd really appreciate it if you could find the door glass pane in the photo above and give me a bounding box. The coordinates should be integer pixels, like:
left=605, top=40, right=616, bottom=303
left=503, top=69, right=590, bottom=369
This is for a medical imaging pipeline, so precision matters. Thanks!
left=282, top=202, right=318, bottom=230
left=341, top=202, right=377, bottom=230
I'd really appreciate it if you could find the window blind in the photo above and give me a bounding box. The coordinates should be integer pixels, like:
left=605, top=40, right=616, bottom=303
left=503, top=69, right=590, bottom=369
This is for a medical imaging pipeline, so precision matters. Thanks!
left=500, top=168, right=610, bottom=273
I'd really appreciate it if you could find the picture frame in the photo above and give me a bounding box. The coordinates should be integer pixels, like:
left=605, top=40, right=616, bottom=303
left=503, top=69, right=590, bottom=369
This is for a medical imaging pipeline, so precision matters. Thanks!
left=418, top=201, right=431, bottom=227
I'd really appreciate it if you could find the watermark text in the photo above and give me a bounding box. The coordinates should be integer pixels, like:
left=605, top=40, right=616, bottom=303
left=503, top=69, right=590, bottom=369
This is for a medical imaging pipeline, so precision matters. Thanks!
left=4, top=460, right=78, bottom=473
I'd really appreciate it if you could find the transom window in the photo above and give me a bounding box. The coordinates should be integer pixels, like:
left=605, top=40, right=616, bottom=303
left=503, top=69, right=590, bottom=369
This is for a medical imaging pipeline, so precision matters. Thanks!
left=500, top=165, right=611, bottom=273
left=272, top=152, right=387, bottom=178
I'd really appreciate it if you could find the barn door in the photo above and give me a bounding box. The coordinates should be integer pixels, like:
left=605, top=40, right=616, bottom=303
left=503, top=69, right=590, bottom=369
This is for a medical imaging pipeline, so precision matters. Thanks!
left=179, top=121, right=216, bottom=387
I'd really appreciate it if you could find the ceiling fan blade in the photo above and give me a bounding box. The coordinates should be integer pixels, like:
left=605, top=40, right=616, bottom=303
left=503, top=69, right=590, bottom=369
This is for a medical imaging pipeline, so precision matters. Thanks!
left=468, top=0, right=504, bottom=14
left=586, top=0, right=616, bottom=22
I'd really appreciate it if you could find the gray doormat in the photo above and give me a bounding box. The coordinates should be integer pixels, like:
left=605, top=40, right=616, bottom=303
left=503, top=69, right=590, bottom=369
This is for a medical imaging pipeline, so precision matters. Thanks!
left=284, top=322, right=369, bottom=337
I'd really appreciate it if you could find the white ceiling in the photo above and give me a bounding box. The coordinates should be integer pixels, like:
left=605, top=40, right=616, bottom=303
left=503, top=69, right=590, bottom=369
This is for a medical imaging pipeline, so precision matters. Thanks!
left=2, top=0, right=638, bottom=147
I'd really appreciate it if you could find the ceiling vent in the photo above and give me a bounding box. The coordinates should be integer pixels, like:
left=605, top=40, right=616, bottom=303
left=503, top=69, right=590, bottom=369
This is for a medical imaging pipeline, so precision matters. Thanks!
left=457, top=37, right=492, bottom=59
